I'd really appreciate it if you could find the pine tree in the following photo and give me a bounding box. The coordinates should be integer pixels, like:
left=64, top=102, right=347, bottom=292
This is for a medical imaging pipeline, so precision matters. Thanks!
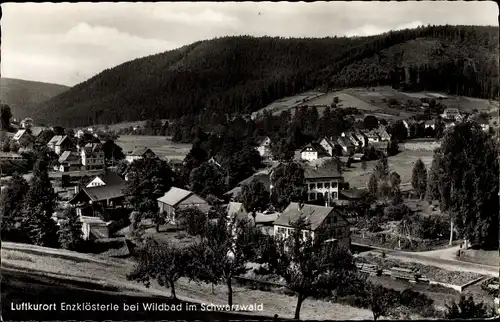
left=368, top=173, right=379, bottom=196
left=411, top=159, right=427, bottom=199
left=23, top=158, right=59, bottom=247
left=57, top=208, right=83, bottom=251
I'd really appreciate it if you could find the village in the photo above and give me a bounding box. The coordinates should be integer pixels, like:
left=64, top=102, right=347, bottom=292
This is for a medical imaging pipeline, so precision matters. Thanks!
left=1, top=4, right=499, bottom=320
left=1, top=93, right=498, bottom=320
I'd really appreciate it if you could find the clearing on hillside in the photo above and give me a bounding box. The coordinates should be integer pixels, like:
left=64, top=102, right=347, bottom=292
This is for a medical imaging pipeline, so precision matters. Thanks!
left=116, top=135, right=192, bottom=160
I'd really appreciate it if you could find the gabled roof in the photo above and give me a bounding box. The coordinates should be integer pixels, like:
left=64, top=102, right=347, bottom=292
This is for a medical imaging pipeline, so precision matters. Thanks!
left=273, top=202, right=336, bottom=231
left=55, top=135, right=73, bottom=146
left=364, top=130, right=380, bottom=138
left=48, top=135, right=63, bottom=145
left=157, top=187, right=193, bottom=206
left=128, top=147, right=155, bottom=156
left=300, top=142, right=328, bottom=154
left=58, top=151, right=80, bottom=163
left=77, top=185, right=125, bottom=202
left=93, top=172, right=125, bottom=186
left=254, top=136, right=271, bottom=146
left=13, top=130, right=27, bottom=140
left=30, top=127, right=47, bottom=137
left=303, top=162, right=342, bottom=179
left=320, top=137, right=337, bottom=148
left=337, top=136, right=354, bottom=148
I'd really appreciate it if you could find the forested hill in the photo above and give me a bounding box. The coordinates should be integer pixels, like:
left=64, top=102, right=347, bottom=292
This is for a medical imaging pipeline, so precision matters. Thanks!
left=0, top=78, right=70, bottom=120
left=33, top=25, right=499, bottom=128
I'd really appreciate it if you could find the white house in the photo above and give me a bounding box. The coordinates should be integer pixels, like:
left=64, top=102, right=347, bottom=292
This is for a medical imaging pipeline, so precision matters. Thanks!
left=304, top=162, right=345, bottom=204
left=75, top=130, right=86, bottom=139
left=255, top=136, right=272, bottom=160
left=319, top=137, right=339, bottom=157
left=273, top=202, right=351, bottom=248
left=80, top=143, right=105, bottom=169
left=125, top=147, right=157, bottom=163
left=364, top=130, right=381, bottom=143
left=300, top=142, right=328, bottom=161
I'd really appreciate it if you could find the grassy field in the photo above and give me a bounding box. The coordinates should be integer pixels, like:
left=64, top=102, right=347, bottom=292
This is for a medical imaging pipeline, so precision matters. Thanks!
left=1, top=242, right=375, bottom=321
left=343, top=150, right=434, bottom=189
left=116, top=135, right=192, bottom=160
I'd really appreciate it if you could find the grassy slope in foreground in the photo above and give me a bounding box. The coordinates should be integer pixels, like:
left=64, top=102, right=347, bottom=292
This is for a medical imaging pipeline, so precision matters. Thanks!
left=1, top=242, right=374, bottom=321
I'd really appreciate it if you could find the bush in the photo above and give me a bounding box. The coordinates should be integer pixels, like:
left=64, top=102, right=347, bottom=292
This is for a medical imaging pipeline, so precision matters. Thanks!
left=177, top=207, right=207, bottom=236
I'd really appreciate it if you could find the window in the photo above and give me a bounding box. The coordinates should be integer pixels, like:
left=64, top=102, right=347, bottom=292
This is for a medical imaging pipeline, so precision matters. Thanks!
left=317, top=183, right=323, bottom=189
left=309, top=193, right=316, bottom=200
left=309, top=183, right=316, bottom=190
left=325, top=182, right=330, bottom=189
left=332, top=182, right=338, bottom=188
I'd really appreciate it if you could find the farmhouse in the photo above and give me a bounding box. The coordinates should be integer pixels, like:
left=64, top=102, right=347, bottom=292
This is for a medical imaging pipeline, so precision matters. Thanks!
left=352, top=131, right=368, bottom=147
left=81, top=142, right=105, bottom=169
left=300, top=142, right=329, bottom=161
left=341, top=131, right=362, bottom=147
left=319, top=137, right=341, bottom=157
left=125, top=147, right=158, bottom=163
left=56, top=151, right=81, bottom=172
left=157, top=187, right=210, bottom=224
left=364, top=130, right=381, bottom=143
left=337, top=137, right=355, bottom=156
left=304, top=162, right=345, bottom=204
left=255, top=136, right=272, bottom=161
left=273, top=202, right=351, bottom=248
left=86, top=172, right=125, bottom=188
left=20, top=118, right=34, bottom=129
left=227, top=202, right=251, bottom=224
left=47, top=135, right=75, bottom=155
left=69, top=176, right=126, bottom=218
left=375, top=127, right=391, bottom=141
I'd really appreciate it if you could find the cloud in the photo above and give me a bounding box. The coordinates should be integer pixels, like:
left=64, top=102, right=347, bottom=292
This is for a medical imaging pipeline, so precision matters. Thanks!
left=345, top=20, right=425, bottom=37
left=152, top=7, right=240, bottom=27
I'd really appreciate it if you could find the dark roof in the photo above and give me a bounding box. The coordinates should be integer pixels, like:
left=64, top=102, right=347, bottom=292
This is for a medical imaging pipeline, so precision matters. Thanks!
left=300, top=142, right=328, bottom=155
left=337, top=136, right=354, bottom=148
left=273, top=202, right=336, bottom=230
left=320, top=137, right=337, bottom=148
left=82, top=184, right=125, bottom=202
left=128, top=147, right=154, bottom=156
left=340, top=188, right=367, bottom=199
left=58, top=151, right=79, bottom=163
left=55, top=135, right=73, bottom=146
left=95, top=172, right=125, bottom=186
left=303, top=162, right=342, bottom=179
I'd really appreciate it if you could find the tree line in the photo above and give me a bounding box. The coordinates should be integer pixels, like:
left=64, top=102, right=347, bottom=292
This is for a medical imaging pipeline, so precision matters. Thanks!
left=34, top=25, right=498, bottom=128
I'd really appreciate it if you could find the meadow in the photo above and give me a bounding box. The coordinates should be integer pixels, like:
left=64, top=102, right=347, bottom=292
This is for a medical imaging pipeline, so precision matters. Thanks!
left=116, top=135, right=192, bottom=160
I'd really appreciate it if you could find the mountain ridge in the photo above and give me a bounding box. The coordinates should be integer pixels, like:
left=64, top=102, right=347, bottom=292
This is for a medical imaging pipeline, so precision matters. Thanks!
left=32, top=25, right=499, bottom=127
left=0, top=77, right=70, bottom=120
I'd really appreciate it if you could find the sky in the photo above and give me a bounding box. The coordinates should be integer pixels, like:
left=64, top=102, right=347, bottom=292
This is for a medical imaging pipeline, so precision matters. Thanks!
left=2, top=1, right=498, bottom=87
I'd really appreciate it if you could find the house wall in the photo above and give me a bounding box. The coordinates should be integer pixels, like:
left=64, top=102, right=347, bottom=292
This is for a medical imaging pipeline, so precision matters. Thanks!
left=305, top=177, right=344, bottom=202
left=82, top=150, right=105, bottom=168
left=320, top=140, right=334, bottom=156
left=367, top=137, right=380, bottom=143
left=301, top=151, right=318, bottom=161
left=87, top=177, right=106, bottom=188
left=126, top=155, right=142, bottom=163
left=274, top=225, right=315, bottom=241
left=317, top=212, right=351, bottom=249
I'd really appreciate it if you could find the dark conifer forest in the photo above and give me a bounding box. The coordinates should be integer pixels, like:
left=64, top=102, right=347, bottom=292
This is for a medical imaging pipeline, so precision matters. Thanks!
left=33, top=25, right=498, bottom=128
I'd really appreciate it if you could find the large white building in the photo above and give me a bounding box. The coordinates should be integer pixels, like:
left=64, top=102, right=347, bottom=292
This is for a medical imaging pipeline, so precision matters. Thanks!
left=304, top=162, right=345, bottom=204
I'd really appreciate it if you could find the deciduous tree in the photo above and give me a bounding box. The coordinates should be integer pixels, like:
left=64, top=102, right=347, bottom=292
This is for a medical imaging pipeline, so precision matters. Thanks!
left=237, top=178, right=270, bottom=224
left=271, top=162, right=306, bottom=211
left=272, top=217, right=356, bottom=320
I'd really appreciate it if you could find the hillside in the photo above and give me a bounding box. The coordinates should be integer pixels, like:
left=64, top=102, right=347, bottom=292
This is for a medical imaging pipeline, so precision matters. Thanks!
left=1, top=242, right=374, bottom=320
left=33, top=25, right=499, bottom=128
left=0, top=78, right=69, bottom=120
